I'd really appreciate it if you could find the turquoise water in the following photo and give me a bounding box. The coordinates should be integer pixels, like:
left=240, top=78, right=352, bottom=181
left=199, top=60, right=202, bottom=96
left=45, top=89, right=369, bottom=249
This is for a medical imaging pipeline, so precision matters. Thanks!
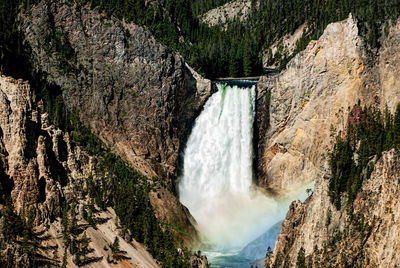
left=206, top=221, right=281, bottom=268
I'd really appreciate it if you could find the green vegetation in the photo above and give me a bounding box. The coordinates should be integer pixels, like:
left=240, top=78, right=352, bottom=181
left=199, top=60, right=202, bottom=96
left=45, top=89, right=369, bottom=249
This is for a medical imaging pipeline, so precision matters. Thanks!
left=2, top=0, right=400, bottom=79
left=0, top=200, right=47, bottom=267
left=106, top=237, right=130, bottom=263
left=296, top=247, right=306, bottom=268
left=82, top=201, right=97, bottom=229
left=61, top=203, right=103, bottom=266
left=83, top=0, right=400, bottom=78
left=191, top=0, right=232, bottom=17
left=329, top=103, right=400, bottom=210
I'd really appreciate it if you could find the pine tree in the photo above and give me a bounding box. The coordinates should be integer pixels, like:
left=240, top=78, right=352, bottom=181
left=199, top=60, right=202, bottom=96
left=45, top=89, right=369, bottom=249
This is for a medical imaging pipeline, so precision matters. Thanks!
left=296, top=247, right=306, bottom=268
left=243, top=42, right=253, bottom=76
left=394, top=103, right=400, bottom=147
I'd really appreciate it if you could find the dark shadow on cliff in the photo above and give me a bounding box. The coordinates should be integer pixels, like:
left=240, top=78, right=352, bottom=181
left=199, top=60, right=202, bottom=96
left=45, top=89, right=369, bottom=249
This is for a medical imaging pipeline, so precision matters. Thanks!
left=0, top=128, right=13, bottom=204
left=253, top=81, right=271, bottom=187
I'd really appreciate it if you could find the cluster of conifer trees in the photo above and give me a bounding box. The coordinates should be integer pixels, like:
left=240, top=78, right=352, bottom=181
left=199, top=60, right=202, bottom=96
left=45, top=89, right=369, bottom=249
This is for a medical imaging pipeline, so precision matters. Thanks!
left=0, top=202, right=40, bottom=267
left=329, top=103, right=400, bottom=210
left=2, top=0, right=400, bottom=79
left=85, top=0, right=400, bottom=78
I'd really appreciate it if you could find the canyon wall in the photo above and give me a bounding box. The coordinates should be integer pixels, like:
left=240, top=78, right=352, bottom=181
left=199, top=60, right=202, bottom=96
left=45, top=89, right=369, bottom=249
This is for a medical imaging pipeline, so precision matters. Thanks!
left=19, top=0, right=213, bottom=187
left=257, top=15, right=400, bottom=267
left=0, top=74, right=160, bottom=267
left=256, top=14, right=400, bottom=196
left=267, top=149, right=400, bottom=267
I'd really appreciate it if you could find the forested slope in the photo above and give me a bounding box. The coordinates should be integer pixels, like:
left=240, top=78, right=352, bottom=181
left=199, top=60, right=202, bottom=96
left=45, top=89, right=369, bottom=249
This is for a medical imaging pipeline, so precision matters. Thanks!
left=2, top=0, right=400, bottom=79
left=71, top=0, right=400, bottom=78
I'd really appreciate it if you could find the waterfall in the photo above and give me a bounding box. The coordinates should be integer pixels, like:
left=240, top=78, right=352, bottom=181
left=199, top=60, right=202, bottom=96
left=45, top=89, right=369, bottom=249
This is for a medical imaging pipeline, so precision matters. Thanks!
left=179, top=83, right=311, bottom=265
left=179, top=84, right=312, bottom=267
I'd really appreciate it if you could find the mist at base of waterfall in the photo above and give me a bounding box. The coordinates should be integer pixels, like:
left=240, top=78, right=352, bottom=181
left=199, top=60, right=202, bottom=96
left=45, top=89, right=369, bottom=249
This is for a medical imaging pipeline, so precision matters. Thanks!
left=178, top=82, right=314, bottom=267
left=201, top=182, right=313, bottom=267
left=202, top=183, right=314, bottom=268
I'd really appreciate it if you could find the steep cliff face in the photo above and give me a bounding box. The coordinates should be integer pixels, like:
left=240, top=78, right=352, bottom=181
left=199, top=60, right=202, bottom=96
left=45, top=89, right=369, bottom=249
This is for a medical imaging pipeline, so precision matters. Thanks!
left=19, top=0, right=213, bottom=186
left=258, top=15, right=400, bottom=268
left=267, top=149, right=400, bottom=267
left=378, top=18, right=400, bottom=114
left=256, top=14, right=400, bottom=196
left=0, top=74, right=208, bottom=267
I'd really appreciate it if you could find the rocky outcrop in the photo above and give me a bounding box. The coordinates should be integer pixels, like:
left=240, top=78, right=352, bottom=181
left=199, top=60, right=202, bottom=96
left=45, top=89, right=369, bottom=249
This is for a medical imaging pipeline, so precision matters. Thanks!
left=0, top=74, right=63, bottom=219
left=19, top=0, right=213, bottom=187
left=255, top=14, right=400, bottom=196
left=266, top=149, right=400, bottom=267
left=263, top=23, right=307, bottom=68
left=200, top=0, right=252, bottom=30
left=0, top=74, right=162, bottom=267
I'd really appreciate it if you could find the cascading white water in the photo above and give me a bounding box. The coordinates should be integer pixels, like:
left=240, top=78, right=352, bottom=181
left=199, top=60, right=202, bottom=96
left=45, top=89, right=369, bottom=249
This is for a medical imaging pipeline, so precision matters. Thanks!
left=179, top=83, right=311, bottom=264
